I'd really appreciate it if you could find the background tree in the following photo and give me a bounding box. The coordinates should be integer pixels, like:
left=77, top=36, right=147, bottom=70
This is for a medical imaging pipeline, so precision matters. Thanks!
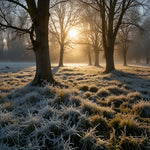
left=0, top=29, right=4, bottom=60
left=86, top=45, right=93, bottom=66
left=141, top=16, right=150, bottom=64
left=117, top=24, right=132, bottom=66
left=80, top=44, right=93, bottom=65
left=117, top=8, right=141, bottom=66
left=49, top=1, right=80, bottom=67
left=143, top=37, right=150, bottom=64
left=79, top=7, right=102, bottom=66
left=80, top=0, right=146, bottom=73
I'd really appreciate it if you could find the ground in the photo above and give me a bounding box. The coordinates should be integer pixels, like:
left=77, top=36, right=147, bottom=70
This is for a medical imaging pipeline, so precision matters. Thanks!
left=0, top=63, right=150, bottom=150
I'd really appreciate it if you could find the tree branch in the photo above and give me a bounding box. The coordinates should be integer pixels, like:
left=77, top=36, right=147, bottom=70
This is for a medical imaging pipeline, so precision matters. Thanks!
left=5, top=0, right=28, bottom=12
left=50, top=0, right=68, bottom=9
left=0, top=22, right=30, bottom=34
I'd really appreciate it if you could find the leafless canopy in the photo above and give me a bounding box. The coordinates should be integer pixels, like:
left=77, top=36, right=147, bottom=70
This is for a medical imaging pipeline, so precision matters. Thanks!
left=0, top=0, right=69, bottom=50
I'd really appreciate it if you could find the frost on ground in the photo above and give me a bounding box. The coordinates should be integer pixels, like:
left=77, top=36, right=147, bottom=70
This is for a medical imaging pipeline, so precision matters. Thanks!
left=0, top=63, right=150, bottom=150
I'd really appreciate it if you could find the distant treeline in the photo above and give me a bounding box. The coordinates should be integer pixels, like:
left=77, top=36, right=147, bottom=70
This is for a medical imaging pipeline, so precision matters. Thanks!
left=0, top=40, right=35, bottom=62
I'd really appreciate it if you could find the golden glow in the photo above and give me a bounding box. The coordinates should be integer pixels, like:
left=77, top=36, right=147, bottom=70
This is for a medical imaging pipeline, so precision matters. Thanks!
left=69, top=29, right=78, bottom=38
left=3, top=38, right=8, bottom=51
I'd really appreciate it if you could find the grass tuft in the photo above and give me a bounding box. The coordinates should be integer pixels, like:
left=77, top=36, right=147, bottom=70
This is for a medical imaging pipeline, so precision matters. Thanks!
left=79, top=85, right=89, bottom=92
left=89, top=115, right=109, bottom=137
left=133, top=101, right=150, bottom=118
left=109, top=114, right=143, bottom=136
left=89, top=86, right=98, bottom=93
left=97, top=89, right=110, bottom=97
left=119, top=135, right=147, bottom=150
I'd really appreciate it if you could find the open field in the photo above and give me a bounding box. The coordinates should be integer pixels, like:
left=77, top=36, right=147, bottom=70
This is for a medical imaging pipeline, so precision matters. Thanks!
left=0, top=63, right=150, bottom=149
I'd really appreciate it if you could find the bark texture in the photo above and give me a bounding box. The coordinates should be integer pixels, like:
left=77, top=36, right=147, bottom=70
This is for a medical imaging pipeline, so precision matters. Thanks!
left=104, top=47, right=115, bottom=73
left=88, top=50, right=92, bottom=65
left=59, top=44, right=64, bottom=67
left=146, top=57, right=150, bottom=64
left=26, top=0, right=55, bottom=86
left=94, top=51, right=99, bottom=66
left=123, top=48, right=127, bottom=66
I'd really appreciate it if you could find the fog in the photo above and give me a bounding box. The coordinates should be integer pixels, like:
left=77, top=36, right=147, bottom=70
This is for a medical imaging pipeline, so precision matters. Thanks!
left=0, top=16, right=150, bottom=66
left=0, top=38, right=35, bottom=62
left=0, top=33, right=150, bottom=65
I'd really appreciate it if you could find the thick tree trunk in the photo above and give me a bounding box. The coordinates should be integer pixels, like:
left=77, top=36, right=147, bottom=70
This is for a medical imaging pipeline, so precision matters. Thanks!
left=123, top=49, right=127, bottom=66
left=88, top=50, right=92, bottom=65
left=104, top=47, right=115, bottom=73
left=31, top=13, right=55, bottom=86
left=94, top=51, right=99, bottom=66
left=59, top=44, right=64, bottom=67
left=32, top=50, right=55, bottom=86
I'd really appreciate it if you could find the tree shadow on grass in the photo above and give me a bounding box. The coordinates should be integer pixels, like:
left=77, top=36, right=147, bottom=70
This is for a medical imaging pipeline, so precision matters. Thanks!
left=52, top=66, right=60, bottom=75
left=107, top=70, right=150, bottom=98
left=125, top=65, right=150, bottom=79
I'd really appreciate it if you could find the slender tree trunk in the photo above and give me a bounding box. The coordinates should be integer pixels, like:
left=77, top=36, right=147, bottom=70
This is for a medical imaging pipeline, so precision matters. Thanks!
left=94, top=51, right=99, bottom=66
left=104, top=47, right=115, bottom=73
left=146, top=57, right=149, bottom=64
left=31, top=13, right=55, bottom=86
left=88, top=50, right=92, bottom=65
left=59, top=44, right=64, bottom=67
left=146, top=50, right=149, bottom=64
left=136, top=56, right=140, bottom=64
left=123, top=49, right=127, bottom=66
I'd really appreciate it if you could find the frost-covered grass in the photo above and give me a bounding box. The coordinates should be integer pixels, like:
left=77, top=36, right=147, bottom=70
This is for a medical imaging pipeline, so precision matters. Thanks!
left=0, top=63, right=150, bottom=149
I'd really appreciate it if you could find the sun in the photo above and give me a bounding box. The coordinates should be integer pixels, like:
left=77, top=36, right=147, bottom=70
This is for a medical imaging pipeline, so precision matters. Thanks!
left=69, top=29, right=78, bottom=38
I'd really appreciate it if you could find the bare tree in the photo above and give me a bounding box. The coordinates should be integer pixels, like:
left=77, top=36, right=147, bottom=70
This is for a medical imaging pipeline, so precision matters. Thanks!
left=0, top=0, right=68, bottom=86
left=80, top=7, right=102, bottom=66
left=49, top=1, right=80, bottom=67
left=87, top=46, right=92, bottom=66
left=81, top=44, right=93, bottom=65
left=117, top=8, right=140, bottom=66
left=117, top=24, right=132, bottom=66
left=141, top=17, right=150, bottom=64
left=80, top=0, right=146, bottom=73
left=144, top=37, right=150, bottom=64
